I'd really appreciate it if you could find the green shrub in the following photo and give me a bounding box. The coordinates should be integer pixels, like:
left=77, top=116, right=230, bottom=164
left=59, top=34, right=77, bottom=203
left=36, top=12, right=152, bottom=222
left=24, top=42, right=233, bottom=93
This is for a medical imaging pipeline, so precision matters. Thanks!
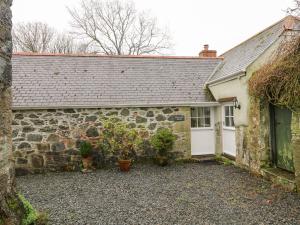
left=99, top=117, right=142, bottom=160
left=79, top=141, right=93, bottom=158
left=19, top=194, right=48, bottom=225
left=19, top=194, right=37, bottom=225
left=150, top=128, right=176, bottom=157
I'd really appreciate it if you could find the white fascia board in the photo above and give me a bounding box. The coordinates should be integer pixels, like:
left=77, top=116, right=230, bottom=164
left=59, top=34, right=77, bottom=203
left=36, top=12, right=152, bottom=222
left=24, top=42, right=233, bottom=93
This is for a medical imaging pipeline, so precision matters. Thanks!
left=206, top=71, right=246, bottom=87
left=12, top=102, right=220, bottom=110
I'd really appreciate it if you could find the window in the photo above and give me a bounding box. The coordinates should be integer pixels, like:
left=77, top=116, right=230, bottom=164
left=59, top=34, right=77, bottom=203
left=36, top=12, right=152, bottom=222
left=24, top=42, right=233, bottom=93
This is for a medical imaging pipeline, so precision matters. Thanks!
left=191, top=107, right=211, bottom=128
left=224, top=106, right=234, bottom=127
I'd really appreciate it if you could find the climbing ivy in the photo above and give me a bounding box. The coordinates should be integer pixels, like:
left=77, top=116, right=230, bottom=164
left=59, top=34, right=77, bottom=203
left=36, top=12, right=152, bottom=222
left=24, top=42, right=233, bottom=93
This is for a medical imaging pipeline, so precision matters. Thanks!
left=249, top=36, right=300, bottom=112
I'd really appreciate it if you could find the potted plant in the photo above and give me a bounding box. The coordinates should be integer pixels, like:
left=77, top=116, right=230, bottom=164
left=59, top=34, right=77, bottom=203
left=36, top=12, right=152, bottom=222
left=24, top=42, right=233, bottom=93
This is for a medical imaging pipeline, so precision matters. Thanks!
left=99, top=117, right=141, bottom=172
left=118, top=128, right=140, bottom=171
left=79, top=140, right=93, bottom=172
left=150, top=128, right=176, bottom=166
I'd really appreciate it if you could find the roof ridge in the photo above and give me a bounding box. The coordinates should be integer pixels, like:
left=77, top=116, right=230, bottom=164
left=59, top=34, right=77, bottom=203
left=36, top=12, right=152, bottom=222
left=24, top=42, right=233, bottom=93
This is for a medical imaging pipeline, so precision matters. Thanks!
left=13, top=52, right=224, bottom=60
left=220, top=15, right=296, bottom=56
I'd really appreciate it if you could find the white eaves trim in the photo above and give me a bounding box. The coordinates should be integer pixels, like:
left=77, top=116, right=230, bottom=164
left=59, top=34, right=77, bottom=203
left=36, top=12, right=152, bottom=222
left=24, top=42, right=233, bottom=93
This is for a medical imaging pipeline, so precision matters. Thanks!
left=205, top=71, right=246, bottom=87
left=12, top=102, right=220, bottom=111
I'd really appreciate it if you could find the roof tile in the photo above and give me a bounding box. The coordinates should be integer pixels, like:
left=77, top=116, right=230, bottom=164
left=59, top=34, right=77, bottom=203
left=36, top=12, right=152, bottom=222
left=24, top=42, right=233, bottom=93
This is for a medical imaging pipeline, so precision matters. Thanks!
left=12, top=54, right=221, bottom=109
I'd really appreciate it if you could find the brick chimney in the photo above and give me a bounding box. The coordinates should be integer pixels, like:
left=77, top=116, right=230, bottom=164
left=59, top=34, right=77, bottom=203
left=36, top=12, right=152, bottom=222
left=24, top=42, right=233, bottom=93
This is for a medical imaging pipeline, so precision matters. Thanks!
left=199, top=44, right=217, bottom=57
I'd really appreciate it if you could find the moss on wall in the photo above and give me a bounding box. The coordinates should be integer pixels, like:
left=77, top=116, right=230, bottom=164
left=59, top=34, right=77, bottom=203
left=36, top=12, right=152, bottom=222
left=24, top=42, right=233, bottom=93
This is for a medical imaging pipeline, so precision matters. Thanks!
left=292, top=113, right=300, bottom=192
left=236, top=97, right=271, bottom=174
left=237, top=97, right=300, bottom=191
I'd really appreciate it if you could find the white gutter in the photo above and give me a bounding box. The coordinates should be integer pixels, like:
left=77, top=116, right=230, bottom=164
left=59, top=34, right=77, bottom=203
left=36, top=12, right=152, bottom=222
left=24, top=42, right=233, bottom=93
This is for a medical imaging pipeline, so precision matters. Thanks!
left=205, top=71, right=246, bottom=86
left=12, top=102, right=220, bottom=111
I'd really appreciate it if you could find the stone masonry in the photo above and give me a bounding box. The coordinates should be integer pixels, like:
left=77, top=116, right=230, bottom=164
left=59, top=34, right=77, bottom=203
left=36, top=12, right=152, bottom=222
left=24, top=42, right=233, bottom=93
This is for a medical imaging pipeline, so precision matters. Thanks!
left=235, top=98, right=271, bottom=174
left=12, top=107, right=191, bottom=175
left=235, top=97, right=300, bottom=191
left=0, top=0, right=25, bottom=224
left=292, top=113, right=300, bottom=192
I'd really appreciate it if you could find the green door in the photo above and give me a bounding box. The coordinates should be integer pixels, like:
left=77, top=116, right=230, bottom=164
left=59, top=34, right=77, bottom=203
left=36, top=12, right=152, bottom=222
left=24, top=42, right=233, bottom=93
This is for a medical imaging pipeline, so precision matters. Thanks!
left=274, top=106, right=294, bottom=172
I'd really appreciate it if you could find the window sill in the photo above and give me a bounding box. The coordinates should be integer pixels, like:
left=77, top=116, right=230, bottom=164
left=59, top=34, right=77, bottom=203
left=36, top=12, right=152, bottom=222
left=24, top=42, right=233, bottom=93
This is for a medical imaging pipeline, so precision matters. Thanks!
left=191, top=127, right=214, bottom=131
left=223, top=127, right=235, bottom=131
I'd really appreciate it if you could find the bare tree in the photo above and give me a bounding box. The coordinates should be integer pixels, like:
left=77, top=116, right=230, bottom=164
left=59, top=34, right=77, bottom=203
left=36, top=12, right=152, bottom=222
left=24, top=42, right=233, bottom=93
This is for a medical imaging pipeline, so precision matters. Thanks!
left=13, top=22, right=89, bottom=54
left=50, top=33, right=91, bottom=54
left=13, top=22, right=55, bottom=52
left=287, top=0, right=300, bottom=16
left=68, top=0, right=172, bottom=55
left=50, top=33, right=76, bottom=54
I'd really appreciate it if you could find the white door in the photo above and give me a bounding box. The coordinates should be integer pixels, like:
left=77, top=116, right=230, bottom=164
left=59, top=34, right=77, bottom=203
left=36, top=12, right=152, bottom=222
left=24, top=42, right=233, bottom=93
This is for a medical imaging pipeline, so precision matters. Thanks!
left=191, top=107, right=215, bottom=155
left=222, top=104, right=236, bottom=157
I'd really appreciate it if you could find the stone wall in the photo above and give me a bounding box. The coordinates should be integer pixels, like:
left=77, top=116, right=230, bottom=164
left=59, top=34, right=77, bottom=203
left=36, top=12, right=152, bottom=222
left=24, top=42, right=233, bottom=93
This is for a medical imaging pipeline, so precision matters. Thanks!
left=236, top=97, right=300, bottom=191
left=12, top=107, right=191, bottom=175
left=292, top=113, right=300, bottom=192
left=0, top=0, right=25, bottom=223
left=235, top=98, right=271, bottom=174
left=213, top=106, right=222, bottom=155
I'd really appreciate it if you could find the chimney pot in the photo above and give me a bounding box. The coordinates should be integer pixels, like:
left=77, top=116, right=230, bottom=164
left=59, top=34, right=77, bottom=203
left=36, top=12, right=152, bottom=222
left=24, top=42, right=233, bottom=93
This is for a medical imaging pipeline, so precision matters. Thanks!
left=199, top=44, right=217, bottom=58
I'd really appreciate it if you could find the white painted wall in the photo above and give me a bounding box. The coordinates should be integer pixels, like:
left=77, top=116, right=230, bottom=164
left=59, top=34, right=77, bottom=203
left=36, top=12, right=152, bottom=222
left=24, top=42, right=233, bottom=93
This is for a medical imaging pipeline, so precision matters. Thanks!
left=222, top=129, right=236, bottom=156
left=208, top=33, right=290, bottom=127
left=208, top=76, right=248, bottom=126
left=191, top=107, right=215, bottom=155
left=207, top=32, right=295, bottom=157
left=221, top=103, right=236, bottom=156
left=191, top=129, right=215, bottom=155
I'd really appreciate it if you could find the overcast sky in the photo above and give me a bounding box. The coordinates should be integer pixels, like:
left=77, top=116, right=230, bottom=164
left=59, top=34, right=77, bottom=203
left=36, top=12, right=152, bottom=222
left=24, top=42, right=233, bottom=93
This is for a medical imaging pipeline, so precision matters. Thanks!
left=12, top=0, right=293, bottom=56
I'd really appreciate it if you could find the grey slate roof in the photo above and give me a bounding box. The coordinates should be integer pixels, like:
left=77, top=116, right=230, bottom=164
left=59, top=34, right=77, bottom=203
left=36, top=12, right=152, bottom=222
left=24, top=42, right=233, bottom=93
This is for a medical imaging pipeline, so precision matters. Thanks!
left=207, top=16, right=300, bottom=84
left=12, top=54, right=222, bottom=109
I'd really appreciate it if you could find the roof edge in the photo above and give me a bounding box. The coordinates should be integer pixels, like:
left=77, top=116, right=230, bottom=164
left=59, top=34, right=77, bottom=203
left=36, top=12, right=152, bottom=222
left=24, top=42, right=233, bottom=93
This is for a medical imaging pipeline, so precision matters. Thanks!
left=12, top=102, right=220, bottom=111
left=245, top=29, right=300, bottom=76
left=13, top=52, right=224, bottom=60
left=204, top=61, right=224, bottom=87
left=206, top=71, right=246, bottom=86
left=219, top=15, right=297, bottom=56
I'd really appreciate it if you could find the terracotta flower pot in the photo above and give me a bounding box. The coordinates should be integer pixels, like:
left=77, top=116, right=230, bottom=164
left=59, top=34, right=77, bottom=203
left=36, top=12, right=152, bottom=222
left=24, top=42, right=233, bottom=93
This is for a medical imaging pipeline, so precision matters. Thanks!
left=82, top=156, right=93, bottom=171
left=118, top=159, right=131, bottom=172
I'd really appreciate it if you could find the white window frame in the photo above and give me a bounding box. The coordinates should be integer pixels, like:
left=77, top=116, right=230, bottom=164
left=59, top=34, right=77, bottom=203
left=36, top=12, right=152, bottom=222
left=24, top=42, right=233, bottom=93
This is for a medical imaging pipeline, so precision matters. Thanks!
left=191, top=107, right=213, bottom=130
left=223, top=104, right=235, bottom=130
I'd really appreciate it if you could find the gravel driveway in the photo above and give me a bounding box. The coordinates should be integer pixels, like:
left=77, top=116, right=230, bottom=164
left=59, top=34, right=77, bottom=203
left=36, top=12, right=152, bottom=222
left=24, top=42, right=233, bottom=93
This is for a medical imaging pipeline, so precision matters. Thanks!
left=17, top=162, right=300, bottom=225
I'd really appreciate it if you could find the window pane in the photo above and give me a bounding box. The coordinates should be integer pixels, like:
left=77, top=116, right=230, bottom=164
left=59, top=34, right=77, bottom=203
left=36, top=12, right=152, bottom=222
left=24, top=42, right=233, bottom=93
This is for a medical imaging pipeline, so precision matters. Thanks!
left=230, top=106, right=234, bottom=117
left=191, top=118, right=197, bottom=128
left=230, top=117, right=235, bottom=127
left=225, top=106, right=229, bottom=117
left=198, top=108, right=204, bottom=118
left=204, top=107, right=210, bottom=117
left=225, top=117, right=230, bottom=127
left=205, top=118, right=211, bottom=127
left=191, top=108, right=197, bottom=117
left=198, top=118, right=205, bottom=127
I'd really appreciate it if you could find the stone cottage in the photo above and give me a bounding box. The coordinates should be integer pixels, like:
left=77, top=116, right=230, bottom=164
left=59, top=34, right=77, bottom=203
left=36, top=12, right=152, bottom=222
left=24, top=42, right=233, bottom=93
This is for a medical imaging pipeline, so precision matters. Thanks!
left=11, top=15, right=300, bottom=191
left=11, top=52, right=222, bottom=174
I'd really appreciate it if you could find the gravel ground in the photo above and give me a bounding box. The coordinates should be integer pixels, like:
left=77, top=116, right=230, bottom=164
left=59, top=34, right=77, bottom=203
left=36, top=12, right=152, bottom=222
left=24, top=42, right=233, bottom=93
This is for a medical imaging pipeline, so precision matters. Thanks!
left=17, top=162, right=300, bottom=225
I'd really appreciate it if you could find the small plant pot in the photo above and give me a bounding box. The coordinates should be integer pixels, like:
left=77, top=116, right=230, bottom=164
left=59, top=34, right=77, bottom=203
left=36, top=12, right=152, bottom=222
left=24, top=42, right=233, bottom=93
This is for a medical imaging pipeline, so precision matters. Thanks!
left=82, top=156, right=93, bottom=172
left=118, top=159, right=131, bottom=172
left=155, top=156, right=169, bottom=167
